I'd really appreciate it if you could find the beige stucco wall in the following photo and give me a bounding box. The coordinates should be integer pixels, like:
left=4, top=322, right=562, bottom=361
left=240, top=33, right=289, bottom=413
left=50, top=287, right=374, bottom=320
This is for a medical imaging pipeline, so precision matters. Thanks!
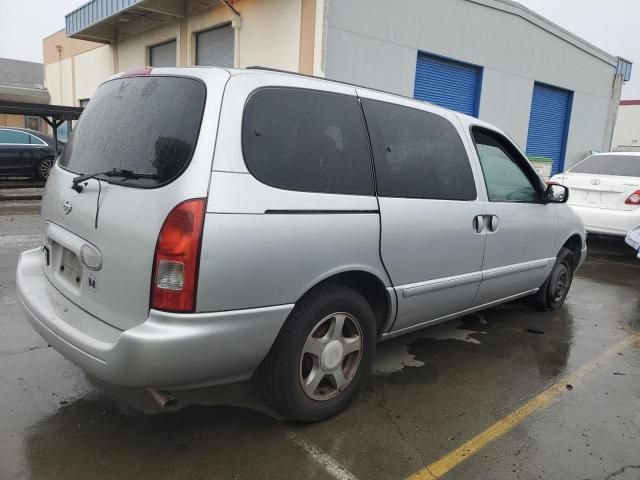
left=45, top=57, right=74, bottom=106
left=74, top=45, right=115, bottom=100
left=613, top=104, right=640, bottom=149
left=44, top=0, right=311, bottom=103
left=117, top=23, right=180, bottom=71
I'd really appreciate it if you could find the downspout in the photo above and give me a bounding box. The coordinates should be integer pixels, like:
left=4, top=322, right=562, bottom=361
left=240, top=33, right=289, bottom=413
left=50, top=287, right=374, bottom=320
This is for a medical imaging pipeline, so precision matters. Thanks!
left=605, top=72, right=624, bottom=151
left=56, top=45, right=63, bottom=104
left=221, top=0, right=242, bottom=68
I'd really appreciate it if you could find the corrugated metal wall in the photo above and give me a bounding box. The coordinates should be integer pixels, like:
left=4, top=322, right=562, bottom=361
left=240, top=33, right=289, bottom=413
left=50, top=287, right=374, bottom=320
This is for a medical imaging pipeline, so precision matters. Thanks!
left=414, top=53, right=482, bottom=117
left=526, top=83, right=573, bottom=175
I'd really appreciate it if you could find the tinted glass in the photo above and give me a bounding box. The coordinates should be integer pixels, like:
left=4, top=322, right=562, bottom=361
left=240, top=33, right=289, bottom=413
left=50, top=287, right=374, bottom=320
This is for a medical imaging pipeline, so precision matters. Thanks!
left=59, top=77, right=205, bottom=187
left=569, top=154, right=640, bottom=177
left=0, top=130, right=30, bottom=144
left=242, top=87, right=374, bottom=195
left=362, top=99, right=476, bottom=200
left=28, top=134, right=45, bottom=145
left=473, top=129, right=539, bottom=203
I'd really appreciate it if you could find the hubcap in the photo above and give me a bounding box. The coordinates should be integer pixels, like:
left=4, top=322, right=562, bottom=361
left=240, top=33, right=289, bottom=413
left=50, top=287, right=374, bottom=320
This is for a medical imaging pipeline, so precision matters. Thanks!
left=299, top=312, right=363, bottom=401
left=552, top=265, right=570, bottom=302
left=40, top=159, right=54, bottom=179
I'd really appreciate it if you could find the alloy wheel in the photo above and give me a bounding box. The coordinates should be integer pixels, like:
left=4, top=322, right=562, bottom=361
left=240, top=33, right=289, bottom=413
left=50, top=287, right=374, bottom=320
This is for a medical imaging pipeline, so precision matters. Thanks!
left=299, top=312, right=363, bottom=401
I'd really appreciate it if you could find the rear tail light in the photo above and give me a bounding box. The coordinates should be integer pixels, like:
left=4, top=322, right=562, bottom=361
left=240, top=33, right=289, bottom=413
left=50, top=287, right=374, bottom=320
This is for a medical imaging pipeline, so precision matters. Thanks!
left=151, top=198, right=206, bottom=312
left=625, top=190, right=640, bottom=205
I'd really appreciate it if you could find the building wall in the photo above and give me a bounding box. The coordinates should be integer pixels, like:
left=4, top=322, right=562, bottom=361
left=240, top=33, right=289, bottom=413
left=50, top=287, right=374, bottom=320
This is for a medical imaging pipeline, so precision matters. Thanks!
left=0, top=114, right=26, bottom=128
left=613, top=103, right=640, bottom=150
left=75, top=45, right=115, bottom=101
left=44, top=0, right=305, bottom=105
left=324, top=0, right=619, bottom=170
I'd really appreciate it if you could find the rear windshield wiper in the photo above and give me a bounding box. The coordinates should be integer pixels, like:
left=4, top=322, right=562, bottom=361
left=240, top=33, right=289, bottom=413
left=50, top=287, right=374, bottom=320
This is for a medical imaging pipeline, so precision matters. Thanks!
left=72, top=168, right=158, bottom=192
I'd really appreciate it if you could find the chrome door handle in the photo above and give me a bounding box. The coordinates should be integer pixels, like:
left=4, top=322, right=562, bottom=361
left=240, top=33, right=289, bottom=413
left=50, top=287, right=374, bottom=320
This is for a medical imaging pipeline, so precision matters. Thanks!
left=472, top=215, right=484, bottom=233
left=488, top=215, right=500, bottom=233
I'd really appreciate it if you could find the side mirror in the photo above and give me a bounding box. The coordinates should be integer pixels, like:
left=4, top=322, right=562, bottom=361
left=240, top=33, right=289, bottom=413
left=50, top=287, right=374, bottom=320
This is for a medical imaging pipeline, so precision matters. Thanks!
left=544, top=183, right=569, bottom=204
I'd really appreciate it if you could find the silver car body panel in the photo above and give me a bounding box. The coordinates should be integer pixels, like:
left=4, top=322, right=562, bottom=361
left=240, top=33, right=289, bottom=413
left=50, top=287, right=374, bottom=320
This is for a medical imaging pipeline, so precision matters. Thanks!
left=18, top=247, right=292, bottom=388
left=16, top=67, right=586, bottom=389
left=40, top=68, right=230, bottom=331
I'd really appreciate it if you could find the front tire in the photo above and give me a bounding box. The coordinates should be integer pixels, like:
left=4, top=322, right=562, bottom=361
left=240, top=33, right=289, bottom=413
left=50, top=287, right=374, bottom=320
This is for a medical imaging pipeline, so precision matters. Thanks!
left=532, top=247, right=575, bottom=311
left=259, top=285, right=376, bottom=422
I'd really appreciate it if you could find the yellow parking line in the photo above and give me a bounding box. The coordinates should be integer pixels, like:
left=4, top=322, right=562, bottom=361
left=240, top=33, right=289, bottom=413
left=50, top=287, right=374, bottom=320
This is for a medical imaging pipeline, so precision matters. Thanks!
left=406, top=333, right=640, bottom=480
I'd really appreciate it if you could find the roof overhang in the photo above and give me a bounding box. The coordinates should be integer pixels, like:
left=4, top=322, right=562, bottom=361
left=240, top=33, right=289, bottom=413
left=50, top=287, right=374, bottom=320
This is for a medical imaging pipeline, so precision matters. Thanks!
left=65, top=0, right=221, bottom=43
left=0, top=85, right=51, bottom=105
left=0, top=101, right=83, bottom=121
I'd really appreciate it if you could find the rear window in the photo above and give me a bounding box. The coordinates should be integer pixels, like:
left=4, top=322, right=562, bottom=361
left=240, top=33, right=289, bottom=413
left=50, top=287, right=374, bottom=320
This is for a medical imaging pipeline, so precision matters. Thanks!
left=59, top=76, right=205, bottom=187
left=569, top=154, right=640, bottom=177
left=242, top=87, right=374, bottom=196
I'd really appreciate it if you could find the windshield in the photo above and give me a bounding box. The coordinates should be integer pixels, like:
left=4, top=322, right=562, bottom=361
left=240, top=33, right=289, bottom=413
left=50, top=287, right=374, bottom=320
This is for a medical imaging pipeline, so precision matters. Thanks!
left=59, top=76, right=205, bottom=187
left=569, top=154, right=640, bottom=177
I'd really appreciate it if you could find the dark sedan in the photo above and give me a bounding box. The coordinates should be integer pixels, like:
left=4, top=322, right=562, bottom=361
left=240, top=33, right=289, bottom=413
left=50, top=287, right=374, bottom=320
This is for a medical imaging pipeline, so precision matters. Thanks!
left=0, top=127, right=63, bottom=179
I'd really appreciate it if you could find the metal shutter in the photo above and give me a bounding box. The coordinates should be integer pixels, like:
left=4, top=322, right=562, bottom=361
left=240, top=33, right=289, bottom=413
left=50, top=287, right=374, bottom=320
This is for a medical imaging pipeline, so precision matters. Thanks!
left=526, top=83, right=573, bottom=175
left=196, top=24, right=234, bottom=68
left=414, top=53, right=482, bottom=117
left=149, top=40, right=176, bottom=68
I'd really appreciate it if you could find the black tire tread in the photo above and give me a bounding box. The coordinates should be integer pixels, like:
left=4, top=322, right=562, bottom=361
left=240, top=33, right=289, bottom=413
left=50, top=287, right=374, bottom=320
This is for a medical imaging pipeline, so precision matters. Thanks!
left=258, top=284, right=375, bottom=422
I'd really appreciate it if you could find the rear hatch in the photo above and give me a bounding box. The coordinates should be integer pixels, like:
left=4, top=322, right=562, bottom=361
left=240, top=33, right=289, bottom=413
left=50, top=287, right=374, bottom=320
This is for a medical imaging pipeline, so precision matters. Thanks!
left=41, top=70, right=227, bottom=331
left=556, top=154, right=640, bottom=211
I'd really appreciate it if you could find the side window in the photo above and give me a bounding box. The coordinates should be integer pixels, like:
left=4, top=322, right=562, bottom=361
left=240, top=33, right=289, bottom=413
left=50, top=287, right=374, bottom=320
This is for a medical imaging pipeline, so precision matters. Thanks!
left=472, top=128, right=540, bottom=203
left=0, top=130, right=30, bottom=144
left=28, top=134, right=45, bottom=145
left=242, top=87, right=374, bottom=195
left=361, top=99, right=477, bottom=200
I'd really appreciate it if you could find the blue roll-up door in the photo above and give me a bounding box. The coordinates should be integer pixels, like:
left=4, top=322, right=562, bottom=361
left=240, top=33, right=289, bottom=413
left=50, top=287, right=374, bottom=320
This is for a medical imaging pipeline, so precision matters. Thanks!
left=526, top=83, right=573, bottom=175
left=414, top=52, right=482, bottom=117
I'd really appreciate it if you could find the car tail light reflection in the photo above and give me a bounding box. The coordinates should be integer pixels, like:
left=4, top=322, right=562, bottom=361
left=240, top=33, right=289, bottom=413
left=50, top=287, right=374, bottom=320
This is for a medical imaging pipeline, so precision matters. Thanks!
left=625, top=190, right=640, bottom=205
left=151, top=198, right=206, bottom=312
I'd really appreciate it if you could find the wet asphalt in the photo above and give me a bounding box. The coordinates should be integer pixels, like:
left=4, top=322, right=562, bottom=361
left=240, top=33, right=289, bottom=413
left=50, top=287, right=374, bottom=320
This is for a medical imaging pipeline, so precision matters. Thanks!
left=0, top=205, right=638, bottom=480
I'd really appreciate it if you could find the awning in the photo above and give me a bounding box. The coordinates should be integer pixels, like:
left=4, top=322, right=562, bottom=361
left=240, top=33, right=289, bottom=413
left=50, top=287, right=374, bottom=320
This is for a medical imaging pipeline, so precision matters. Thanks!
left=65, top=0, right=221, bottom=43
left=0, top=85, right=51, bottom=105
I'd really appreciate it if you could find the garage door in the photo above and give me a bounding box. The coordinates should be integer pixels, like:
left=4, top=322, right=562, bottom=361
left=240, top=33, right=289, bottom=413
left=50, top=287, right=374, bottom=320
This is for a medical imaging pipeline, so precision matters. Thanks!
left=196, top=24, right=234, bottom=68
left=149, top=40, right=176, bottom=68
left=414, top=52, right=482, bottom=117
left=526, top=83, right=573, bottom=175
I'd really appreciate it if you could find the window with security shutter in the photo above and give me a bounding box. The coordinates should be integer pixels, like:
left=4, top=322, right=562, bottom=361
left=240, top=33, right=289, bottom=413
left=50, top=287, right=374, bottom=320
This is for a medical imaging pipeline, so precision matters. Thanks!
left=196, top=24, right=234, bottom=68
left=149, top=40, right=177, bottom=68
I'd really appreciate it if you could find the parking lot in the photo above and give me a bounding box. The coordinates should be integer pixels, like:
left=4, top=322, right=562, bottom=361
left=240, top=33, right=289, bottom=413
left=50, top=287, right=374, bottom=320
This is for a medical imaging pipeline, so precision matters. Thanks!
left=1, top=203, right=639, bottom=480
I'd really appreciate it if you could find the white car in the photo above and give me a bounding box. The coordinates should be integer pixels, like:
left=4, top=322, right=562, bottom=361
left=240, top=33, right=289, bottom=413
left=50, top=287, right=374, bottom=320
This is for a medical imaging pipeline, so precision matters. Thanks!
left=550, top=152, right=640, bottom=236
left=625, top=225, right=640, bottom=258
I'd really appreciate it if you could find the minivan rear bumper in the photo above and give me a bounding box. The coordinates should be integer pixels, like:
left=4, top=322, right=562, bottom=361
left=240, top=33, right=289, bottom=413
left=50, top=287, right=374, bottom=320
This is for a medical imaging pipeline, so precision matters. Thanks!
left=16, top=248, right=292, bottom=389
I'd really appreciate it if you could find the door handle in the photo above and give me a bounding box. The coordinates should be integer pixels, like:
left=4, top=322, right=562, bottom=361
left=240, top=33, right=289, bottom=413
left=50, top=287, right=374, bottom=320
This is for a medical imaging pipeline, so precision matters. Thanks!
left=473, top=215, right=500, bottom=234
left=488, top=215, right=500, bottom=233
left=472, top=215, right=484, bottom=233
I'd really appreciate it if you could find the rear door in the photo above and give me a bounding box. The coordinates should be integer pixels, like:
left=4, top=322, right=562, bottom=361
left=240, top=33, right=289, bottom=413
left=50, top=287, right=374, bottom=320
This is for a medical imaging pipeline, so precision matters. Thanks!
left=560, top=154, right=640, bottom=211
left=358, top=91, right=487, bottom=332
left=0, top=129, right=35, bottom=175
left=470, top=127, right=558, bottom=306
left=40, top=69, right=229, bottom=331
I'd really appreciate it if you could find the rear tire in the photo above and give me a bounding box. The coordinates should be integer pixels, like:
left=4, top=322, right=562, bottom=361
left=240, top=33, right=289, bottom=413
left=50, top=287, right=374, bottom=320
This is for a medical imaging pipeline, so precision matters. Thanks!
left=532, top=247, right=575, bottom=311
left=258, top=285, right=376, bottom=422
left=36, top=157, right=54, bottom=180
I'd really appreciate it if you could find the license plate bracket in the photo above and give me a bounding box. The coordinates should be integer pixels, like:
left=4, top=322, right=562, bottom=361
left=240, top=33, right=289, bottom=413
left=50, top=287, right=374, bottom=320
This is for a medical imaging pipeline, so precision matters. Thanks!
left=60, top=248, right=83, bottom=286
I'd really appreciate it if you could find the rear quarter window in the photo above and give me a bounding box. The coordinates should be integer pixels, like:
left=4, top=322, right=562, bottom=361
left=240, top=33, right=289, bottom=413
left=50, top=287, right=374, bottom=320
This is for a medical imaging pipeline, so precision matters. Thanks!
left=242, top=87, right=374, bottom=196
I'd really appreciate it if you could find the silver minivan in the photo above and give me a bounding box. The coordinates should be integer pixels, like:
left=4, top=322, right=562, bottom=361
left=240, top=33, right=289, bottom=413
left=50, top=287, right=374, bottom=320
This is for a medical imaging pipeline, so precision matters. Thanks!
left=16, top=67, right=586, bottom=421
